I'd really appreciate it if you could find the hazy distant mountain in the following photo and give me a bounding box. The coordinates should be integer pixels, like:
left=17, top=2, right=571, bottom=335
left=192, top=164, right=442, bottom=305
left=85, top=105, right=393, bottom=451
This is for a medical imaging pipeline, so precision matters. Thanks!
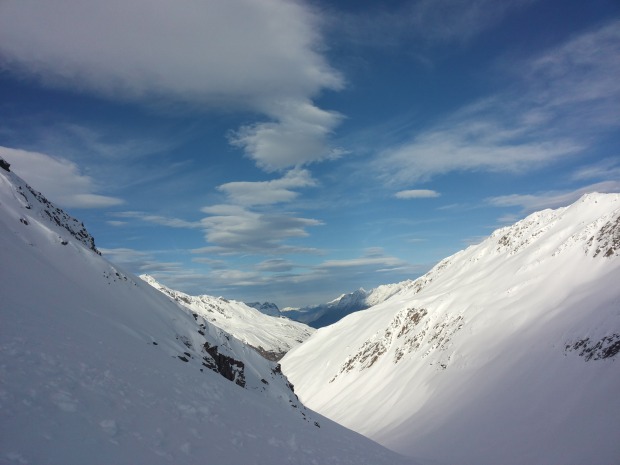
left=283, top=283, right=412, bottom=328
left=141, top=276, right=313, bottom=361
left=0, top=159, right=415, bottom=465
left=281, top=192, right=620, bottom=465
left=245, top=301, right=282, bottom=317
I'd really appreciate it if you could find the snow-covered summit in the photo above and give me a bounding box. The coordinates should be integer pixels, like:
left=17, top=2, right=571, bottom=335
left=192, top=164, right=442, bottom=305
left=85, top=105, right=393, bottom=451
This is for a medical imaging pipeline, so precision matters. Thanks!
left=281, top=192, right=620, bottom=465
left=141, top=275, right=314, bottom=360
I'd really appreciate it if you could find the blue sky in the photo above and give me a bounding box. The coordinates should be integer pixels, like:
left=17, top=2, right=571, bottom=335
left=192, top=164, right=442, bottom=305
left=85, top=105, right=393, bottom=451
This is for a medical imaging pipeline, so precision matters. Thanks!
left=1, top=0, right=619, bottom=307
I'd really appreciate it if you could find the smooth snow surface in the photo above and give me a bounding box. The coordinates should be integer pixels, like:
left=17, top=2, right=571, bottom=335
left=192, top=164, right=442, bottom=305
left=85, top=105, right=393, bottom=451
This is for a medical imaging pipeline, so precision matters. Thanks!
left=0, top=166, right=416, bottom=465
left=281, top=193, right=620, bottom=465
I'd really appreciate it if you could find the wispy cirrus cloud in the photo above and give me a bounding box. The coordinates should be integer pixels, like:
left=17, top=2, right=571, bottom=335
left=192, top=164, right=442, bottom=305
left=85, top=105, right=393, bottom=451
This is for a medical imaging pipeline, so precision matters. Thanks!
left=374, top=97, right=583, bottom=185
left=100, top=244, right=422, bottom=306
left=0, top=0, right=344, bottom=171
left=331, top=0, right=536, bottom=48
left=373, top=20, right=620, bottom=185
left=0, top=146, right=123, bottom=208
left=99, top=247, right=185, bottom=274
left=197, top=248, right=420, bottom=305
left=487, top=180, right=620, bottom=213
left=255, top=258, right=296, bottom=273
left=571, top=158, right=620, bottom=182
left=112, top=211, right=202, bottom=229
left=524, top=20, right=620, bottom=121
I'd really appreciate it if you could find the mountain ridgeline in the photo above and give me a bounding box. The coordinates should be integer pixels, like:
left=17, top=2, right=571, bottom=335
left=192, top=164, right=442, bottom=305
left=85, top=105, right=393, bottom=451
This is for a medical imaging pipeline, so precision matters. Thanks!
left=281, top=192, right=620, bottom=465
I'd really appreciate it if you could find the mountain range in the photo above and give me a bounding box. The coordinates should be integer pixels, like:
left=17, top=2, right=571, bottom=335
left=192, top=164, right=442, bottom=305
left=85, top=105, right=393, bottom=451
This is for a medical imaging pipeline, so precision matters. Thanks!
left=0, top=158, right=415, bottom=465
left=2, top=153, right=619, bottom=464
left=280, top=192, right=620, bottom=465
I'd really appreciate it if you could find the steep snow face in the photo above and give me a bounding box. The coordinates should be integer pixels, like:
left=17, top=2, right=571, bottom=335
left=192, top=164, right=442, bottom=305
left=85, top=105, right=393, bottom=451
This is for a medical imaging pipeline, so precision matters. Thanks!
left=0, top=168, right=416, bottom=465
left=281, top=193, right=620, bottom=465
left=283, top=281, right=412, bottom=328
left=141, top=275, right=314, bottom=360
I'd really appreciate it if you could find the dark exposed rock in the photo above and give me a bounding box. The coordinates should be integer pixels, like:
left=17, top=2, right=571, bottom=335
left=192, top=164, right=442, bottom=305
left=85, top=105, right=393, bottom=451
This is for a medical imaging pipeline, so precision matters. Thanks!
left=254, top=345, right=286, bottom=362
left=565, top=334, right=620, bottom=361
left=203, top=341, right=246, bottom=387
left=0, top=157, right=10, bottom=172
left=14, top=183, right=100, bottom=254
left=588, top=216, right=620, bottom=258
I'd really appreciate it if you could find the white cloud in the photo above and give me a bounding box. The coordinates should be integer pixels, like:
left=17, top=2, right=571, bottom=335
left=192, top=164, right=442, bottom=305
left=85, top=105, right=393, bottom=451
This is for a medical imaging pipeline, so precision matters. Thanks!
left=230, top=100, right=344, bottom=170
left=375, top=99, right=583, bottom=185
left=0, top=146, right=123, bottom=208
left=374, top=20, right=620, bottom=185
left=0, top=0, right=344, bottom=171
left=487, top=180, right=620, bottom=212
left=571, top=158, right=620, bottom=181
left=0, top=0, right=341, bottom=105
left=217, top=169, right=316, bottom=206
left=332, top=0, right=536, bottom=47
left=198, top=204, right=323, bottom=255
left=395, top=189, right=440, bottom=199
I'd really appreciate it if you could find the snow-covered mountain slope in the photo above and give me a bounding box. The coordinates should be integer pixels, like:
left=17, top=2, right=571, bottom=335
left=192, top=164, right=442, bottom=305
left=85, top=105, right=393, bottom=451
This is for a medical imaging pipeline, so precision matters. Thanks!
left=281, top=192, right=620, bottom=465
left=0, top=162, right=416, bottom=465
left=141, top=275, right=314, bottom=360
left=283, top=282, right=412, bottom=328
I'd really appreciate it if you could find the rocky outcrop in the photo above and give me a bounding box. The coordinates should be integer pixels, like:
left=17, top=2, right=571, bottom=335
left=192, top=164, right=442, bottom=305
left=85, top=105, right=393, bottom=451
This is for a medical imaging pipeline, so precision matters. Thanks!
left=565, top=334, right=620, bottom=360
left=8, top=171, right=100, bottom=254
left=203, top=341, right=246, bottom=387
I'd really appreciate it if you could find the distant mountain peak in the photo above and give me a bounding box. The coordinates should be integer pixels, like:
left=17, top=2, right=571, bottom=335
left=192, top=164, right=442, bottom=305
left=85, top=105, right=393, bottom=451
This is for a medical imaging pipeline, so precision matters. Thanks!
left=245, top=301, right=281, bottom=317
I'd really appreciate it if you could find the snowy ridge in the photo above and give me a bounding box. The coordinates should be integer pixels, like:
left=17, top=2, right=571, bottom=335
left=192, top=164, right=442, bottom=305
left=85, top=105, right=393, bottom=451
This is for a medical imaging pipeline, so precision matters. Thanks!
left=0, top=167, right=416, bottom=465
left=141, top=275, right=314, bottom=360
left=281, top=192, right=620, bottom=465
left=0, top=157, right=99, bottom=253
